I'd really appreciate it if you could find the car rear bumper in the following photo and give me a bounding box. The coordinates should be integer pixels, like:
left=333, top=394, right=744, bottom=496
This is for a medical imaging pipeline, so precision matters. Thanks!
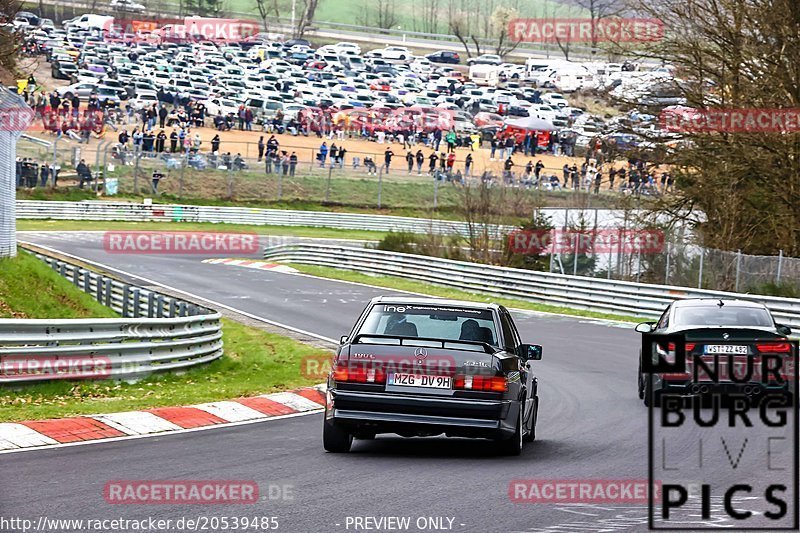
left=327, top=388, right=517, bottom=439
left=658, top=378, right=790, bottom=396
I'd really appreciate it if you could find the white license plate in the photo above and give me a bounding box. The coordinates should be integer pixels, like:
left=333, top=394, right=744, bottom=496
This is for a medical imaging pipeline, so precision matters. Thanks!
left=704, top=345, right=749, bottom=355
left=388, top=373, right=452, bottom=389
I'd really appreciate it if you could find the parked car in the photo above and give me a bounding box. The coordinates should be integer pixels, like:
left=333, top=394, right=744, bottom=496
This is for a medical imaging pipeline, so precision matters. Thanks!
left=426, top=50, right=461, bottom=64
left=467, top=54, right=502, bottom=66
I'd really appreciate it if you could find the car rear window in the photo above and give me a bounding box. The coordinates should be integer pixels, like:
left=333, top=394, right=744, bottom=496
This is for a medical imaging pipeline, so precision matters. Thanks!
left=358, top=304, right=498, bottom=345
left=673, top=306, right=774, bottom=327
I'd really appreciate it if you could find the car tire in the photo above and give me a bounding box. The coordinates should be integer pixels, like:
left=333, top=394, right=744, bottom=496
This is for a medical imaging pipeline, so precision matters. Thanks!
left=643, top=378, right=661, bottom=407
left=637, top=356, right=644, bottom=399
left=323, top=418, right=353, bottom=452
left=498, top=404, right=524, bottom=456
left=523, top=398, right=537, bottom=442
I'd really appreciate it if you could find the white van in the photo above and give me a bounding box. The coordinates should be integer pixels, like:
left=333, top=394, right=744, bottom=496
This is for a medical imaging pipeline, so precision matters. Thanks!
left=67, top=14, right=113, bottom=31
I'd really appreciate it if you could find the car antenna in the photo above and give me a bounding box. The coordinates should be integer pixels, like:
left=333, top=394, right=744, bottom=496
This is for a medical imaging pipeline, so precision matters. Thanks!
left=717, top=299, right=724, bottom=308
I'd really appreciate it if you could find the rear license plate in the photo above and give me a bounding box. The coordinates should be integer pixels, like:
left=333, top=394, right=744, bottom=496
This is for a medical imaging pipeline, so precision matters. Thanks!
left=388, top=373, right=452, bottom=389
left=704, top=345, right=748, bottom=355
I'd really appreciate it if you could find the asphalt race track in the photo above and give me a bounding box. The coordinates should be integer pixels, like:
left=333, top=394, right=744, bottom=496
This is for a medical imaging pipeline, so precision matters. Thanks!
left=1, top=232, right=795, bottom=532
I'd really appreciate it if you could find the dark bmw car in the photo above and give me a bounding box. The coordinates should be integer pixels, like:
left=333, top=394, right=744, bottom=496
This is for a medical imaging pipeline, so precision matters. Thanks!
left=323, top=297, right=542, bottom=455
left=636, top=298, right=795, bottom=406
left=426, top=50, right=461, bottom=64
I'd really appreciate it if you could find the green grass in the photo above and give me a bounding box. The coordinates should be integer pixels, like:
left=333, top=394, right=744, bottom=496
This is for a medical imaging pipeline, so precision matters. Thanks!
left=17, top=219, right=386, bottom=241
left=288, top=262, right=641, bottom=323
left=0, top=252, right=118, bottom=319
left=0, top=318, right=329, bottom=422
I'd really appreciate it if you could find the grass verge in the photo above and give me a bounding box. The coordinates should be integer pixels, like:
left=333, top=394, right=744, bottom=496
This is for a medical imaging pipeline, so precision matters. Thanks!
left=287, top=262, right=641, bottom=323
left=17, top=219, right=385, bottom=241
left=0, top=252, right=118, bottom=319
left=0, top=319, right=329, bottom=422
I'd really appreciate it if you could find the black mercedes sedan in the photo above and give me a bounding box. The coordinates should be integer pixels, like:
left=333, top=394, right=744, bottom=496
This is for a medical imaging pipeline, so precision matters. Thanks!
left=636, top=298, right=795, bottom=406
left=323, top=297, right=542, bottom=455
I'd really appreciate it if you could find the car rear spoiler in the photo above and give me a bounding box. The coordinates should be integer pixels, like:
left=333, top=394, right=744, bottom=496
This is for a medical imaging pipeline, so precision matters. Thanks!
left=351, top=334, right=497, bottom=354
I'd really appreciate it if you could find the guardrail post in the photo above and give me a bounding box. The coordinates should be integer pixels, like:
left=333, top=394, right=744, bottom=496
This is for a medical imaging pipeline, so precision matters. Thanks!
left=147, top=292, right=155, bottom=317
left=59, top=262, right=66, bottom=277
left=169, top=299, right=177, bottom=318
left=776, top=250, right=783, bottom=284
left=132, top=288, right=141, bottom=318
left=72, top=266, right=79, bottom=286
left=179, top=301, right=187, bottom=317
left=104, top=279, right=112, bottom=308
left=157, top=295, right=165, bottom=318
left=122, top=286, right=130, bottom=318
left=83, top=269, right=91, bottom=293
left=95, top=274, right=103, bottom=303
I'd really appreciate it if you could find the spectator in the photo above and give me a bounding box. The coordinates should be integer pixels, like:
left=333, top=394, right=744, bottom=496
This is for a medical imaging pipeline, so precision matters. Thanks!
left=446, top=152, right=455, bottom=172
left=464, top=153, right=473, bottom=177
left=158, top=106, right=168, bottom=128
left=609, top=167, right=617, bottom=190
left=318, top=142, right=328, bottom=166
left=289, top=152, right=298, bottom=177
left=151, top=169, right=164, bottom=194
left=76, top=159, right=92, bottom=189
left=39, top=163, right=50, bottom=188
left=364, top=156, right=377, bottom=175
left=503, top=157, right=515, bottom=183
left=383, top=147, right=394, bottom=173
left=156, top=130, right=166, bottom=152
left=415, top=149, right=424, bottom=175
left=428, top=152, right=438, bottom=174
left=406, top=151, right=414, bottom=174
left=211, top=134, right=221, bottom=153
left=169, top=130, right=178, bottom=152
left=445, top=129, right=457, bottom=153
left=257, top=136, right=265, bottom=161
left=337, top=146, right=346, bottom=168
left=534, top=160, right=544, bottom=182
left=490, top=136, right=498, bottom=160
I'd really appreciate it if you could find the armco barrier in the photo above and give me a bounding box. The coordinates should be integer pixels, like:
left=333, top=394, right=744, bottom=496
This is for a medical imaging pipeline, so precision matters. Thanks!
left=15, top=200, right=509, bottom=236
left=262, top=243, right=800, bottom=328
left=0, top=248, right=223, bottom=383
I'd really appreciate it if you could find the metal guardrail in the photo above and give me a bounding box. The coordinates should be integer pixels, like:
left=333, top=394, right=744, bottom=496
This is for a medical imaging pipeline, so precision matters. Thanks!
left=16, top=200, right=510, bottom=236
left=262, top=243, right=800, bottom=328
left=0, top=248, right=223, bottom=383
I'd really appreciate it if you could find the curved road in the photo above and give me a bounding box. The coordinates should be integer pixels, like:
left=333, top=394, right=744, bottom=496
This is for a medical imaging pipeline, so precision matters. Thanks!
left=1, top=232, right=793, bottom=532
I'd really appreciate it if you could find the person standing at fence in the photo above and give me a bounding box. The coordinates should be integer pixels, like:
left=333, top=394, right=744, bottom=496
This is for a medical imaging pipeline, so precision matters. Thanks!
left=445, top=129, right=456, bottom=153
left=156, top=130, right=166, bottom=153
left=415, top=149, right=424, bottom=175
left=534, top=160, right=544, bottom=182
left=265, top=149, right=273, bottom=174
left=39, top=162, right=49, bottom=188
left=490, top=136, right=498, bottom=160
left=503, top=157, right=515, bottom=183
left=337, top=145, right=346, bottom=168
left=281, top=151, right=290, bottom=176
left=289, top=152, right=297, bottom=177
left=151, top=169, right=164, bottom=194
left=257, top=136, right=265, bottom=162
left=464, top=153, right=473, bottom=177
left=383, top=147, right=394, bottom=173
left=76, top=159, right=91, bottom=189
left=609, top=167, right=616, bottom=190
left=593, top=169, right=602, bottom=194
left=319, top=142, right=328, bottom=166
left=169, top=129, right=178, bottom=152
left=211, top=134, right=221, bottom=153
left=406, top=151, right=414, bottom=174
left=428, top=152, right=438, bottom=175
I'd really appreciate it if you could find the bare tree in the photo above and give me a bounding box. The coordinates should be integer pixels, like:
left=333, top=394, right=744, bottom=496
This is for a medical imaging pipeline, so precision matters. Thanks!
left=490, top=5, right=522, bottom=57
left=295, top=0, right=319, bottom=38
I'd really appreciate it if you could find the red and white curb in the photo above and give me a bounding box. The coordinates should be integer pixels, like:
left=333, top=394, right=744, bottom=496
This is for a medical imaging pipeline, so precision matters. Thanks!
left=0, top=385, right=326, bottom=452
left=202, top=258, right=297, bottom=274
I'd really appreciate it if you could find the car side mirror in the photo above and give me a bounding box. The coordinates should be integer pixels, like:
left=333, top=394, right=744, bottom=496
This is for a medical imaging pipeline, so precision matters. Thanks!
left=777, top=324, right=792, bottom=336
left=519, top=344, right=542, bottom=361
left=635, top=322, right=656, bottom=334
left=340, top=335, right=348, bottom=344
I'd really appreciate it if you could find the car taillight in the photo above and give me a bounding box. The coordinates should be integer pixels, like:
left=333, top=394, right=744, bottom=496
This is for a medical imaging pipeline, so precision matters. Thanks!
left=666, top=343, right=696, bottom=351
left=333, top=362, right=386, bottom=384
left=454, top=375, right=507, bottom=392
left=756, top=342, right=792, bottom=353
